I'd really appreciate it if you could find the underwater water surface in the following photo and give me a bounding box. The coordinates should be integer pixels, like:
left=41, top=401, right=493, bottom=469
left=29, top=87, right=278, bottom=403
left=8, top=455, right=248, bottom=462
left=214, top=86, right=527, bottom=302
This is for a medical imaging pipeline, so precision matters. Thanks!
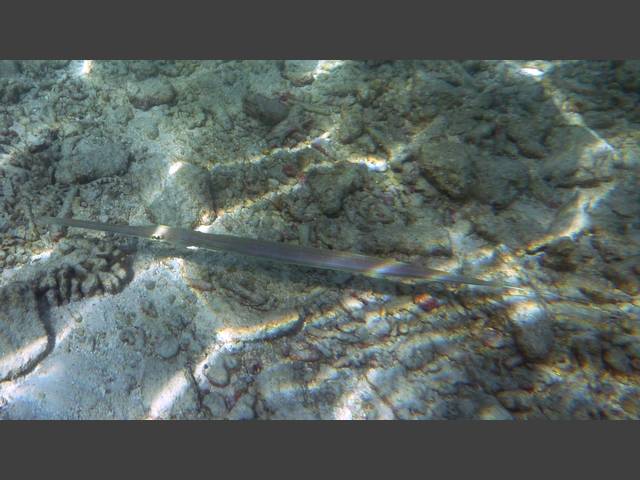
left=0, top=60, right=639, bottom=419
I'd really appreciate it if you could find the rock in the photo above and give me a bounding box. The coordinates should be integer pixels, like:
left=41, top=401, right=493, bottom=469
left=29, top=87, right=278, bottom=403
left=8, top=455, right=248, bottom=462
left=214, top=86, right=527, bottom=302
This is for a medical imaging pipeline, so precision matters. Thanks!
left=620, top=393, right=640, bottom=417
left=542, top=126, right=616, bottom=188
left=571, top=334, right=602, bottom=367
left=366, top=315, right=391, bottom=338
left=289, top=342, right=321, bottom=362
left=602, top=264, right=640, bottom=296
left=626, top=342, right=640, bottom=360
left=410, top=72, right=462, bottom=120
left=496, top=390, right=534, bottom=412
left=0, top=283, right=48, bottom=381
left=510, top=301, right=555, bottom=362
left=256, top=362, right=310, bottom=417
left=541, top=237, right=579, bottom=271
left=481, top=329, right=510, bottom=349
left=128, top=61, right=160, bottom=81
left=142, top=367, right=200, bottom=419
left=155, top=335, right=179, bottom=359
left=336, top=106, right=364, bottom=144
left=603, top=346, right=632, bottom=373
left=393, top=211, right=451, bottom=257
left=265, top=104, right=309, bottom=146
left=505, top=118, right=547, bottom=159
left=204, top=355, right=230, bottom=387
left=582, top=111, right=616, bottom=129
left=282, top=60, right=317, bottom=86
left=365, top=365, right=431, bottom=418
left=202, top=391, right=227, bottom=418
left=396, top=336, right=435, bottom=370
left=307, top=163, right=365, bottom=216
left=416, top=139, right=474, bottom=200
left=365, top=366, right=406, bottom=399
left=243, top=93, right=290, bottom=126
left=128, top=78, right=176, bottom=111
left=465, top=121, right=496, bottom=145
left=55, top=137, right=129, bottom=184
left=0, top=80, right=31, bottom=104
left=471, top=156, right=529, bottom=208
left=0, top=60, right=20, bottom=77
left=129, top=115, right=160, bottom=139
left=148, top=162, right=213, bottom=227
left=227, top=394, right=255, bottom=420
left=475, top=402, right=514, bottom=420
left=615, top=60, right=640, bottom=92
left=223, top=355, right=238, bottom=370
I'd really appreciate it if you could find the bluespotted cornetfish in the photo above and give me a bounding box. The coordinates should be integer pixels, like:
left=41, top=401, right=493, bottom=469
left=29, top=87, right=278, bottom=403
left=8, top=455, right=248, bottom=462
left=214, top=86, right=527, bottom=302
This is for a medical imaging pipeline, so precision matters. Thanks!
left=38, top=216, right=530, bottom=291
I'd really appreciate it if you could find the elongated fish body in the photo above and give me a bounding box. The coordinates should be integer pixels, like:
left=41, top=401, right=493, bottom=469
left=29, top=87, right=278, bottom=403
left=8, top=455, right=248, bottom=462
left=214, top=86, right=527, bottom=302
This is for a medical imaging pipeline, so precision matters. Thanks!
left=38, top=216, right=524, bottom=290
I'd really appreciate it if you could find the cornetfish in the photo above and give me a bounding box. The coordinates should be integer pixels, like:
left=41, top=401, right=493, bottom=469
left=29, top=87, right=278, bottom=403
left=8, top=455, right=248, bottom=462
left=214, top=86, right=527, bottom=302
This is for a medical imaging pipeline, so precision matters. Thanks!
left=38, top=216, right=528, bottom=291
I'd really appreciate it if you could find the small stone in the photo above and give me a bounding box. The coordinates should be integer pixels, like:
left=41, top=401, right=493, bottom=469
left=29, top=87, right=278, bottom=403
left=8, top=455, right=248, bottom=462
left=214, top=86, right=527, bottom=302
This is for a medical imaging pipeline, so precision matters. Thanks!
left=243, top=93, right=290, bottom=126
left=366, top=315, right=391, bottom=338
left=510, top=302, right=554, bottom=362
left=289, top=343, right=321, bottom=362
left=481, top=329, right=509, bottom=349
left=413, top=293, right=440, bottom=312
left=205, top=356, right=230, bottom=387
left=156, top=335, right=179, bottom=359
left=128, top=78, right=176, bottom=111
left=476, top=402, right=514, bottom=420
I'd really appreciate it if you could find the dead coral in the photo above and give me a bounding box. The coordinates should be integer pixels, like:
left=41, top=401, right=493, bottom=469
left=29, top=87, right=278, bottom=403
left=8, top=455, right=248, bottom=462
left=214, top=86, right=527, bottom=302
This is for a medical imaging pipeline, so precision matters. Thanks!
left=35, top=237, right=131, bottom=306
